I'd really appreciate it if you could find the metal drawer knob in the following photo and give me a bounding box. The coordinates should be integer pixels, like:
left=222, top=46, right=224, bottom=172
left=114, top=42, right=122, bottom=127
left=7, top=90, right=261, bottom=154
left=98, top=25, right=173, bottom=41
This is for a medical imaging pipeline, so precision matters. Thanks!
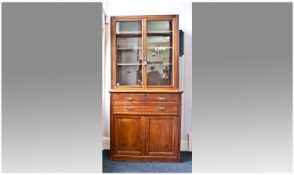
left=158, top=107, right=166, bottom=111
left=127, top=97, right=134, bottom=101
left=126, top=107, right=133, bottom=111
left=157, top=97, right=166, bottom=101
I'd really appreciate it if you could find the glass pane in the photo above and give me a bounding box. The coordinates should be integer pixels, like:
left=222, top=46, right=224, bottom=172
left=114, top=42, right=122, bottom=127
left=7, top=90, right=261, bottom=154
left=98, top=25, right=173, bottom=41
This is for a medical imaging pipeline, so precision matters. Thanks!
left=116, top=21, right=142, bottom=86
left=117, top=49, right=142, bottom=64
left=147, top=36, right=170, bottom=47
left=147, top=21, right=171, bottom=31
left=117, top=37, right=141, bottom=48
left=147, top=65, right=172, bottom=86
left=116, top=21, right=142, bottom=34
left=116, top=65, right=142, bottom=86
left=147, top=21, right=173, bottom=86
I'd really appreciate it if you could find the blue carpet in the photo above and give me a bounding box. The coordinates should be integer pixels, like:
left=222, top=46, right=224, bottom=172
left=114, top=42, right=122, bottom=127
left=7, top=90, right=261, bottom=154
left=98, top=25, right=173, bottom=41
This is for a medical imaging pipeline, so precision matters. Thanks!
left=103, top=150, right=192, bottom=173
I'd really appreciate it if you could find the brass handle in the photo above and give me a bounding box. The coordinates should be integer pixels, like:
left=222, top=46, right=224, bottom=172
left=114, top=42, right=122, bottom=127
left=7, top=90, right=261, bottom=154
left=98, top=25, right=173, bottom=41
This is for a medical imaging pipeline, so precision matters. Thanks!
left=126, top=107, right=133, bottom=111
left=158, top=107, right=166, bottom=111
left=127, top=97, right=133, bottom=101
left=143, top=60, right=148, bottom=66
left=143, top=53, right=148, bottom=66
left=157, top=97, right=166, bottom=101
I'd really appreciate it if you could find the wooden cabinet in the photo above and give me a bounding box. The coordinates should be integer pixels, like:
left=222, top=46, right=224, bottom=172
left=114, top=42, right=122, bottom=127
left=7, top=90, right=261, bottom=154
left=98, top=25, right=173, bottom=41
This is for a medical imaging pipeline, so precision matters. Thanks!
left=110, top=15, right=183, bottom=162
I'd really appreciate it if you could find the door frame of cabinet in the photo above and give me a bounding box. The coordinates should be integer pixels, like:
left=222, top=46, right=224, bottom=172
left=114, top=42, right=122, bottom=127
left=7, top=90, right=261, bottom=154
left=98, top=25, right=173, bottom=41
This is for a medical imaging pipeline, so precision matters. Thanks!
left=111, top=15, right=179, bottom=90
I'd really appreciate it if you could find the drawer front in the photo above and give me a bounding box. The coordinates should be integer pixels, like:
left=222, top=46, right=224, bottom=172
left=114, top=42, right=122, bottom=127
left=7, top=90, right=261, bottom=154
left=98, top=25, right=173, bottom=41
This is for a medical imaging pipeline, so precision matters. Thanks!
left=113, top=105, right=178, bottom=114
left=112, top=93, right=145, bottom=103
left=145, top=94, right=179, bottom=103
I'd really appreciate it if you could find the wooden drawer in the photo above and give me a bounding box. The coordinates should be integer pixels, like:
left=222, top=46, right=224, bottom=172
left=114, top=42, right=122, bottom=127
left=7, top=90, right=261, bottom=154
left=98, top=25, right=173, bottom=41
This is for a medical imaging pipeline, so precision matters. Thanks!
left=113, top=105, right=178, bottom=114
left=145, top=94, right=179, bottom=103
left=112, top=93, right=145, bottom=103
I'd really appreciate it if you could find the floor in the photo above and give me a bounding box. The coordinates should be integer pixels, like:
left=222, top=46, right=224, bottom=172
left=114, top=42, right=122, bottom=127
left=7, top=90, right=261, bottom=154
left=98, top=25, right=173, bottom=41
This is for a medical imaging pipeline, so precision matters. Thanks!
left=103, top=150, right=192, bottom=173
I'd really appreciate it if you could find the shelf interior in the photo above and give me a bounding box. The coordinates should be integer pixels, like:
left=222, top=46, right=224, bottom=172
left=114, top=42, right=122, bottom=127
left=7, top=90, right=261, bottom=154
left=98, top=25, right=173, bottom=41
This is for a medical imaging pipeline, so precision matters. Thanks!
left=117, top=63, right=142, bottom=66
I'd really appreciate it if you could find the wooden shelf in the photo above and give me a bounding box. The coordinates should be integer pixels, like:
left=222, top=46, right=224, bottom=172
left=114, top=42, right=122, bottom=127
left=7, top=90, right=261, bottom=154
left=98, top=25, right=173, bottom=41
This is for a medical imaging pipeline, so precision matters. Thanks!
left=117, top=63, right=142, bottom=66
left=147, top=30, right=172, bottom=33
left=117, top=31, right=142, bottom=34
left=110, top=89, right=183, bottom=93
left=116, top=32, right=142, bottom=38
left=117, top=47, right=142, bottom=51
left=148, top=62, right=172, bottom=65
left=116, top=47, right=172, bottom=50
left=147, top=46, right=172, bottom=49
left=147, top=31, right=172, bottom=36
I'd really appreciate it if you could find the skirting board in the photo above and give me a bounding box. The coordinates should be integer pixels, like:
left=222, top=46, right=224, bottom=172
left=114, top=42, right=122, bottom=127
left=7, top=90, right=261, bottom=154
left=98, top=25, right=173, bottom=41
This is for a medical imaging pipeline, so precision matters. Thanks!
left=102, top=137, right=191, bottom=152
left=188, top=132, right=192, bottom=151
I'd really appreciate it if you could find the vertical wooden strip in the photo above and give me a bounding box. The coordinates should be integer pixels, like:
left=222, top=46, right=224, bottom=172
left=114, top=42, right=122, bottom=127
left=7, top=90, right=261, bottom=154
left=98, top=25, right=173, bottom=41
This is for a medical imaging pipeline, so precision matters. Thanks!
left=141, top=117, right=146, bottom=156
left=173, top=15, right=179, bottom=89
left=144, top=117, right=150, bottom=155
left=110, top=94, right=113, bottom=159
left=177, top=93, right=182, bottom=161
left=111, top=18, right=116, bottom=88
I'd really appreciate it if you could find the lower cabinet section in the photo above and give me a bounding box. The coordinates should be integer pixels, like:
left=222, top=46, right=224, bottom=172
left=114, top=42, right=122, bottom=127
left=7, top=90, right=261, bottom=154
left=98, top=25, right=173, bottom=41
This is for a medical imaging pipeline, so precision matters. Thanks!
left=110, top=92, right=182, bottom=162
left=111, top=115, right=180, bottom=162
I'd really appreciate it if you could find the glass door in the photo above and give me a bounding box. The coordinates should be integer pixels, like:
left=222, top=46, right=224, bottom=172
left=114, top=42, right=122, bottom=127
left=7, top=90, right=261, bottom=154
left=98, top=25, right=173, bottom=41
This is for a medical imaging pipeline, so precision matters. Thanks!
left=115, top=21, right=143, bottom=87
left=145, top=20, right=173, bottom=87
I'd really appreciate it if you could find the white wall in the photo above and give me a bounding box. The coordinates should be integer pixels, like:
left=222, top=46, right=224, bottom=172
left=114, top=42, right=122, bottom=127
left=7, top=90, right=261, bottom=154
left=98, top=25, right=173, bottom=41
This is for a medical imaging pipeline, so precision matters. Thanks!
left=102, top=0, right=192, bottom=151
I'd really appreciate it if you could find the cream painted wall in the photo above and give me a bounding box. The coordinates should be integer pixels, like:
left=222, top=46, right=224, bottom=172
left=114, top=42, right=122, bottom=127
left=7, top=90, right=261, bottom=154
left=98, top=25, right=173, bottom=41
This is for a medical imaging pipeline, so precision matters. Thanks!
left=102, top=0, right=192, bottom=150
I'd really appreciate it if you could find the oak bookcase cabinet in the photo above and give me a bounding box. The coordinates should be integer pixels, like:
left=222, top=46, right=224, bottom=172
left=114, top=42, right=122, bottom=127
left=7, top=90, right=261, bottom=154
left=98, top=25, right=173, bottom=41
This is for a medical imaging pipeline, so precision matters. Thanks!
left=110, top=15, right=183, bottom=162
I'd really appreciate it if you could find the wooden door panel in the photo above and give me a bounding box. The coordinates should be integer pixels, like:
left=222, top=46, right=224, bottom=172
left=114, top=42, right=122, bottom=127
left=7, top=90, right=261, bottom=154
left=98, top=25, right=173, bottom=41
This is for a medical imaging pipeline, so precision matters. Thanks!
left=146, top=117, right=178, bottom=156
left=113, top=116, right=145, bottom=155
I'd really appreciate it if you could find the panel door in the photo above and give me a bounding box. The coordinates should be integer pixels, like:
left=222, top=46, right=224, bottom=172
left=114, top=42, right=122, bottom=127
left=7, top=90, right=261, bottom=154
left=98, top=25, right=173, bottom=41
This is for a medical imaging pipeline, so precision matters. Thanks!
left=146, top=20, right=174, bottom=87
left=113, top=20, right=143, bottom=88
left=145, top=116, right=178, bottom=156
left=113, top=116, right=145, bottom=156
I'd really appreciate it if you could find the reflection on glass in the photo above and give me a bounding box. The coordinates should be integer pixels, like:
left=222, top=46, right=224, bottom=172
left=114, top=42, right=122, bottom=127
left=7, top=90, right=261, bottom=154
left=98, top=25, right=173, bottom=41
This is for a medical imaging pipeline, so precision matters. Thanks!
left=117, top=37, right=142, bottom=48
left=116, top=21, right=142, bottom=86
left=117, top=49, right=142, bottom=64
left=147, top=21, right=171, bottom=31
left=116, top=65, right=142, bottom=86
left=147, top=36, right=170, bottom=47
left=147, top=21, right=173, bottom=86
left=116, top=21, right=142, bottom=34
left=147, top=65, right=172, bottom=85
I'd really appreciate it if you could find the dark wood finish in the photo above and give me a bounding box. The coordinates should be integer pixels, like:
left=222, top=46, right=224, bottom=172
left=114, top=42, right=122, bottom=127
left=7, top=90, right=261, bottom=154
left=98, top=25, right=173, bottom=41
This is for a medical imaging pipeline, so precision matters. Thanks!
left=113, top=105, right=178, bottom=115
left=112, top=93, right=145, bottom=103
left=146, top=117, right=178, bottom=156
left=145, top=93, right=179, bottom=103
left=110, top=91, right=182, bottom=162
left=110, top=15, right=182, bottom=162
left=113, top=116, right=145, bottom=156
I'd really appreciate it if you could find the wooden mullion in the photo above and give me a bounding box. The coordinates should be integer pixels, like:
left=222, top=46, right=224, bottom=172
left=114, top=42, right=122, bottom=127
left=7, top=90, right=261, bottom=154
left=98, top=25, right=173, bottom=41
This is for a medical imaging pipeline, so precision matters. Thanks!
left=111, top=18, right=116, bottom=88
